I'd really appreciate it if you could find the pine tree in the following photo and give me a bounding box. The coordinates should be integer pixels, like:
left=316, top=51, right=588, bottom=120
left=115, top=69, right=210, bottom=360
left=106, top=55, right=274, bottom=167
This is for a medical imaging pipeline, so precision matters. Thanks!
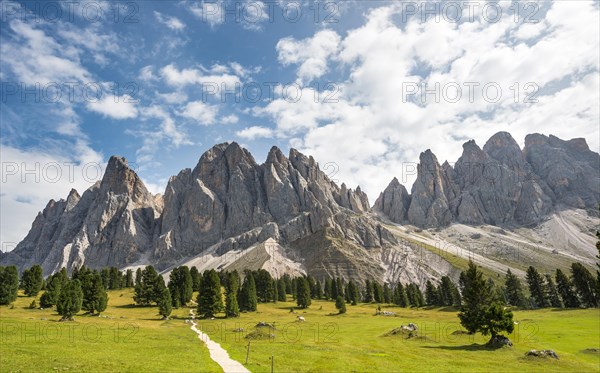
left=277, top=279, right=287, bottom=302
left=335, top=295, right=346, bottom=314
left=57, top=279, right=83, bottom=321
left=570, top=263, right=598, bottom=307
left=225, top=286, right=240, bottom=318
left=22, top=265, right=43, bottom=297
left=331, top=277, right=338, bottom=300
left=438, top=276, right=459, bottom=307
left=393, top=282, right=409, bottom=307
left=198, top=269, right=223, bottom=318
left=125, top=269, right=134, bottom=288
left=458, top=261, right=494, bottom=334
left=373, top=282, right=383, bottom=303
left=458, top=261, right=514, bottom=342
left=100, top=268, right=110, bottom=289
left=109, top=267, right=121, bottom=290
left=526, top=266, right=550, bottom=308
left=135, top=268, right=142, bottom=287
left=296, top=277, right=311, bottom=309
left=315, top=279, right=323, bottom=300
left=239, top=274, right=257, bottom=312
left=157, top=277, right=172, bottom=319
left=0, top=266, right=19, bottom=305
left=190, top=267, right=201, bottom=292
left=347, top=281, right=359, bottom=305
left=544, top=274, right=563, bottom=308
left=555, top=268, right=580, bottom=308
left=168, top=266, right=194, bottom=307
left=336, top=278, right=345, bottom=300
left=504, top=269, right=527, bottom=308
left=425, top=280, right=439, bottom=306
left=383, top=283, right=392, bottom=304
left=82, top=273, right=108, bottom=315
left=134, top=266, right=160, bottom=306
left=324, top=278, right=332, bottom=300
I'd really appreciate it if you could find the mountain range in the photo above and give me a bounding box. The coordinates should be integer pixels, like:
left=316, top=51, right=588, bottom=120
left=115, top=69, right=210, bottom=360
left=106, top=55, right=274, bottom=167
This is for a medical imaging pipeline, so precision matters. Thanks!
left=2, top=132, right=598, bottom=285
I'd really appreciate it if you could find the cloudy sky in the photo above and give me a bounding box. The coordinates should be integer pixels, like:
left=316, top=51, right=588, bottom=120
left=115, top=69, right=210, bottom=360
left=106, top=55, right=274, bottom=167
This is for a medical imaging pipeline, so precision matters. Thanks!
left=1, top=0, right=599, bottom=248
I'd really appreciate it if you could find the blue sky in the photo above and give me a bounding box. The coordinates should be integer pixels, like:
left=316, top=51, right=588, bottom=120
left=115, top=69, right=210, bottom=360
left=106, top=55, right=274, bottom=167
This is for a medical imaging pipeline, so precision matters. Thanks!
left=1, top=0, right=599, bottom=247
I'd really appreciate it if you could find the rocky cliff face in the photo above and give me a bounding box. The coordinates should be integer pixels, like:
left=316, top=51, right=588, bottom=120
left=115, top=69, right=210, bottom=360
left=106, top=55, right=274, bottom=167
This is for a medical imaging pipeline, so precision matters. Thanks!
left=375, top=132, right=599, bottom=228
left=3, top=144, right=393, bottom=285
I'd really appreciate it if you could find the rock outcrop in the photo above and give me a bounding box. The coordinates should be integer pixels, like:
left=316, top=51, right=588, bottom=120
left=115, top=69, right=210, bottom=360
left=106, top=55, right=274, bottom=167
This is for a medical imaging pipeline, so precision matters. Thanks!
left=375, top=132, right=599, bottom=228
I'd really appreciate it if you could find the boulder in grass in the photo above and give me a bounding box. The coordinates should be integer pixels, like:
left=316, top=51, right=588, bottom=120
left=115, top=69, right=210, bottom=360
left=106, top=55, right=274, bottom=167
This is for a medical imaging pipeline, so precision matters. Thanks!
left=487, top=335, right=513, bottom=348
left=526, top=350, right=559, bottom=359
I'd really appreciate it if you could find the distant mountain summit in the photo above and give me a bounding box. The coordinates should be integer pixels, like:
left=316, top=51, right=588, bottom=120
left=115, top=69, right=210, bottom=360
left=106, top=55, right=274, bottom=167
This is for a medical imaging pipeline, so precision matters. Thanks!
left=374, top=132, right=599, bottom=227
left=2, top=132, right=599, bottom=284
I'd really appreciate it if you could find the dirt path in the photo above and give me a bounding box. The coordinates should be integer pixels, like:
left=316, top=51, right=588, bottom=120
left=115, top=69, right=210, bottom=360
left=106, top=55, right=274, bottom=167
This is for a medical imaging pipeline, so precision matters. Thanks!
left=187, top=309, right=250, bottom=373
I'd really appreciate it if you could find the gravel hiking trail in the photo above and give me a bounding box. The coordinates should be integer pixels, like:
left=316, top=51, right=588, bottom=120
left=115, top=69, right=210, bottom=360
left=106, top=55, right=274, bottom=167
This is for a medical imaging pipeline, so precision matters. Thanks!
left=188, top=309, right=251, bottom=373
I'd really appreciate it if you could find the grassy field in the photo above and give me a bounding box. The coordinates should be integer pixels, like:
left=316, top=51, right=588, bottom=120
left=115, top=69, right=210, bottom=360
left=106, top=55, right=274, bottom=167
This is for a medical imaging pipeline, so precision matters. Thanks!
left=1, top=290, right=599, bottom=372
left=0, top=289, right=222, bottom=372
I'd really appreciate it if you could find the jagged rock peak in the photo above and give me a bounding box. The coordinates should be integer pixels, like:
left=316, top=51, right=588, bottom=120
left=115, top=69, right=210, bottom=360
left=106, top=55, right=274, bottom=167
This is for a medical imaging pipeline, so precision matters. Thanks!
left=266, top=145, right=286, bottom=164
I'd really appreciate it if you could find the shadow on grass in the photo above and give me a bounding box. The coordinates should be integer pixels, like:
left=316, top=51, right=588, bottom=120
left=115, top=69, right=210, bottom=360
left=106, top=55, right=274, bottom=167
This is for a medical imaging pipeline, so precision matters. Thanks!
left=421, top=343, right=504, bottom=351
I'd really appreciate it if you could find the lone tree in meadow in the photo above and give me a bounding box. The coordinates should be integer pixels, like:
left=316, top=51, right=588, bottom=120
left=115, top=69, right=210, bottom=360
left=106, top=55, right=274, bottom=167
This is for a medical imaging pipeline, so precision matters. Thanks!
left=197, top=269, right=223, bottom=318
left=157, top=277, right=172, bottom=319
left=0, top=266, right=19, bottom=305
left=504, top=269, right=528, bottom=308
left=335, top=295, right=347, bottom=314
left=22, top=264, right=43, bottom=297
left=458, top=261, right=514, bottom=344
left=57, top=279, right=83, bottom=321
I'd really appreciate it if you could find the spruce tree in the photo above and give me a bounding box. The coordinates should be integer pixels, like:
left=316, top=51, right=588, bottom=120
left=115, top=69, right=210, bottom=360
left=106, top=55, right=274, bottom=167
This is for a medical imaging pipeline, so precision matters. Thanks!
left=394, top=282, right=409, bottom=307
left=504, top=269, right=527, bottom=308
left=425, top=280, right=439, bottom=306
left=82, top=273, right=108, bottom=315
left=438, top=276, right=459, bottom=306
left=347, top=281, right=359, bottom=305
left=190, top=267, right=201, bottom=292
left=336, top=278, right=345, bottom=300
left=125, top=269, right=134, bottom=288
left=0, top=266, right=19, bottom=305
left=40, top=275, right=63, bottom=308
left=198, top=269, right=223, bottom=318
left=459, top=261, right=515, bottom=342
left=526, top=266, right=550, bottom=308
left=324, top=278, right=332, bottom=300
left=239, top=274, right=257, bottom=312
left=331, top=277, right=338, bottom=300
left=296, top=277, right=311, bottom=309
left=555, top=268, right=580, bottom=308
left=100, top=268, right=110, bottom=289
left=277, top=279, right=287, bottom=302
left=335, top=295, right=346, bottom=314
left=570, top=263, right=598, bottom=307
left=134, top=266, right=160, bottom=306
left=225, top=288, right=240, bottom=318
left=22, top=265, right=43, bottom=297
left=383, top=283, right=392, bottom=304
left=109, top=267, right=121, bottom=290
left=157, top=278, right=172, bottom=319
left=544, top=274, right=563, bottom=308
left=373, top=282, right=383, bottom=303
left=315, top=279, right=323, bottom=300
left=168, top=266, right=194, bottom=307
left=57, top=279, right=83, bottom=321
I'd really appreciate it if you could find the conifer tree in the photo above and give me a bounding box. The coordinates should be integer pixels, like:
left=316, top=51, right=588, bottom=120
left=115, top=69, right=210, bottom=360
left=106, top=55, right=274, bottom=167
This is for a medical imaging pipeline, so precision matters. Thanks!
left=324, top=278, right=332, bottom=300
left=57, top=279, right=83, bottom=321
left=570, top=263, right=598, bottom=307
left=82, top=273, right=108, bottom=315
left=425, top=280, right=439, bottom=306
left=335, top=295, right=346, bottom=313
left=190, top=266, right=201, bottom=292
left=347, top=280, right=359, bottom=305
left=383, top=283, right=392, bottom=304
left=134, top=266, right=160, bottom=306
left=331, top=277, right=338, bottom=300
left=296, top=276, right=311, bottom=309
left=315, top=279, right=323, bottom=300
left=504, top=269, right=528, bottom=308
left=277, top=279, right=287, bottom=302
left=555, top=268, right=580, bottom=308
left=544, top=274, right=563, bottom=308
left=22, top=265, right=43, bottom=297
left=157, top=277, right=172, bottom=319
left=197, top=269, right=223, bottom=318
left=526, top=266, right=550, bottom=308
left=125, top=269, right=134, bottom=288
left=0, top=266, right=19, bottom=305
left=239, top=273, right=258, bottom=312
